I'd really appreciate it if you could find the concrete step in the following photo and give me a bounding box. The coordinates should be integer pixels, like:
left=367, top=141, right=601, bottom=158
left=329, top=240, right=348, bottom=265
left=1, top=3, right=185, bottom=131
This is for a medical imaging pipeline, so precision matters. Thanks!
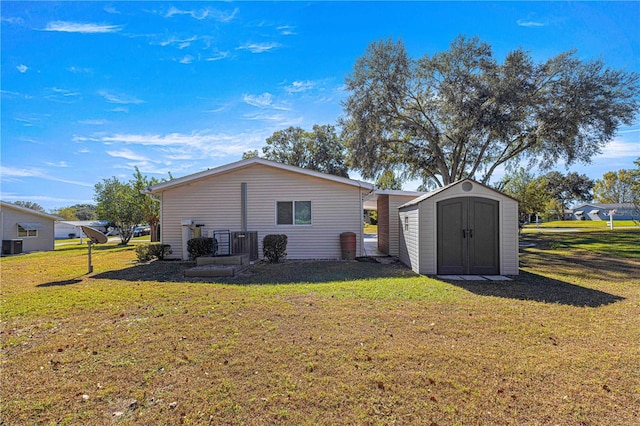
left=196, top=254, right=249, bottom=266
left=184, top=263, right=249, bottom=278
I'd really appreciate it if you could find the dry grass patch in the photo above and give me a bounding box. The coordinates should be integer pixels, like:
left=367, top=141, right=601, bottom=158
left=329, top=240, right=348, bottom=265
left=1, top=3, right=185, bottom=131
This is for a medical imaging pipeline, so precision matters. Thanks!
left=1, top=232, right=639, bottom=425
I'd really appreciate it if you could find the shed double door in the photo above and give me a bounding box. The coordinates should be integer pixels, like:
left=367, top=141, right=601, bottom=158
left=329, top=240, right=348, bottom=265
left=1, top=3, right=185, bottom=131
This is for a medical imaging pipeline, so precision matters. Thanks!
left=437, top=197, right=499, bottom=275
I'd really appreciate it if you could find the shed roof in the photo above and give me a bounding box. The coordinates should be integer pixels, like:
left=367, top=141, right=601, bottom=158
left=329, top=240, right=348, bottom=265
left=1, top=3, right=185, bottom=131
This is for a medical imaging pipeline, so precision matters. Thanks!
left=145, top=158, right=374, bottom=194
left=398, top=179, right=518, bottom=209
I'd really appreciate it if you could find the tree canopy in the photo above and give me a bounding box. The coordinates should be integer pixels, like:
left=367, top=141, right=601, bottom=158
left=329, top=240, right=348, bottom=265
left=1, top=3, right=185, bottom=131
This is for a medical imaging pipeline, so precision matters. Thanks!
left=94, top=177, right=144, bottom=245
left=543, top=171, right=593, bottom=215
left=593, top=169, right=636, bottom=204
left=341, top=36, right=639, bottom=187
left=11, top=201, right=45, bottom=213
left=498, top=168, right=550, bottom=222
left=262, top=125, right=349, bottom=178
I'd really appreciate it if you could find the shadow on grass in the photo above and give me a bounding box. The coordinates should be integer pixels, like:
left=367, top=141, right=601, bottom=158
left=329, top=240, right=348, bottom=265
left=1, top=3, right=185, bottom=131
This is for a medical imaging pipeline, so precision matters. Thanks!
left=440, top=271, right=625, bottom=307
left=37, top=279, right=83, bottom=287
left=91, top=259, right=416, bottom=285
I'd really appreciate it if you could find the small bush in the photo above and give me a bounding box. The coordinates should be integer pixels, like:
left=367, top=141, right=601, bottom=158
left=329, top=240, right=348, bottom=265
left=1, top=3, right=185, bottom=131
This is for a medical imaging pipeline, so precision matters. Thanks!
left=187, top=237, right=218, bottom=260
left=263, top=234, right=287, bottom=263
left=136, top=243, right=172, bottom=262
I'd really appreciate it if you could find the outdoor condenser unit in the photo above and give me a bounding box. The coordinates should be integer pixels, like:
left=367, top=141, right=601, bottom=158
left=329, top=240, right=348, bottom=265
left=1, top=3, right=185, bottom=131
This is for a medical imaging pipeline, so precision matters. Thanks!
left=2, top=239, right=23, bottom=255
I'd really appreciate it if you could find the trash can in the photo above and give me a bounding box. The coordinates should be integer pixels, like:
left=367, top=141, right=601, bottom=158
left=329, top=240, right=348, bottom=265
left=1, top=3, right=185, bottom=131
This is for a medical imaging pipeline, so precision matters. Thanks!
left=340, top=232, right=356, bottom=260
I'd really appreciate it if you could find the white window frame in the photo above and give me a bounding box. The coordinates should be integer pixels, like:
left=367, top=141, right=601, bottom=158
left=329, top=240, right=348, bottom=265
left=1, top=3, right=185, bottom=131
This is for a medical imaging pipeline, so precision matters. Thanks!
left=17, top=225, right=38, bottom=238
left=276, top=201, right=312, bottom=226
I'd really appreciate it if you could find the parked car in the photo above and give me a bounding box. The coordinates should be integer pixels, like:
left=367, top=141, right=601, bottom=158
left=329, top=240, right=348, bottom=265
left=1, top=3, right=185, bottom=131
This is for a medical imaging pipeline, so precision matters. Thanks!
left=133, top=225, right=151, bottom=237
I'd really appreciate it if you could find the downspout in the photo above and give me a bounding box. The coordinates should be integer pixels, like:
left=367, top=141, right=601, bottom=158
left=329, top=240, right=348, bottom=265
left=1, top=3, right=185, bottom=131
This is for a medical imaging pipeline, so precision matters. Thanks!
left=241, top=183, right=247, bottom=232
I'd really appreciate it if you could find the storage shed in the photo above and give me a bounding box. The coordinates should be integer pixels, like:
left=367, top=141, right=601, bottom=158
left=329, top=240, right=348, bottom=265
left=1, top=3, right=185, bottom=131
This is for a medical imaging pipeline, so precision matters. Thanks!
left=398, top=179, right=519, bottom=276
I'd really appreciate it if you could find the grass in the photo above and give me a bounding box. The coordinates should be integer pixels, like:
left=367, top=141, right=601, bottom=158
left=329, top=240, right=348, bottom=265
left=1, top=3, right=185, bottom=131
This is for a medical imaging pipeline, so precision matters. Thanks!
left=1, top=231, right=639, bottom=425
left=363, top=223, right=378, bottom=234
left=523, top=220, right=639, bottom=229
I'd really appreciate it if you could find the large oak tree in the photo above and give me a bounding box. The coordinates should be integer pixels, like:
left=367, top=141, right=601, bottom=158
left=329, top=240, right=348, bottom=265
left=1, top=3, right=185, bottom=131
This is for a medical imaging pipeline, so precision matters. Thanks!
left=341, top=36, right=639, bottom=187
left=261, top=125, right=349, bottom=178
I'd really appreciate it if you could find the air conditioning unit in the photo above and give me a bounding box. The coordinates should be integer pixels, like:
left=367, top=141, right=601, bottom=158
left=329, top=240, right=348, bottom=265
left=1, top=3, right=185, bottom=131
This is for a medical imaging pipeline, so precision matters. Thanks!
left=2, top=239, right=23, bottom=255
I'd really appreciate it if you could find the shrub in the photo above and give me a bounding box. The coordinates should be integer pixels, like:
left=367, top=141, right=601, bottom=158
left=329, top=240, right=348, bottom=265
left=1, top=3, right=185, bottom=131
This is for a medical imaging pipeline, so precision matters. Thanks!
left=187, top=237, right=218, bottom=260
left=263, top=234, right=287, bottom=263
left=135, top=243, right=172, bottom=262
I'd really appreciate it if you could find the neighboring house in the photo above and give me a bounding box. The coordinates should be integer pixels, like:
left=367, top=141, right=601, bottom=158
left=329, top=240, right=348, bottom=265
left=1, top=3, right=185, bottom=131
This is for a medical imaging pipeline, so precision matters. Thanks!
left=0, top=201, right=61, bottom=254
left=364, top=190, right=426, bottom=256
left=145, top=158, right=375, bottom=261
left=572, top=203, right=637, bottom=221
left=398, top=179, right=519, bottom=276
left=54, top=220, right=110, bottom=239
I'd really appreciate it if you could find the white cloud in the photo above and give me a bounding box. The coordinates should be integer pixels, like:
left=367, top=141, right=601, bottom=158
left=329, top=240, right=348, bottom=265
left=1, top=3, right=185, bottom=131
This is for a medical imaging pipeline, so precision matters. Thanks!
left=243, top=92, right=273, bottom=108
left=78, top=119, right=107, bottom=125
left=51, top=87, right=80, bottom=97
left=2, top=16, right=25, bottom=25
left=243, top=112, right=304, bottom=127
left=104, top=5, right=120, bottom=14
left=516, top=17, right=546, bottom=28
left=99, top=90, right=144, bottom=104
left=16, top=64, right=28, bottom=73
left=595, top=138, right=640, bottom=159
left=237, top=42, right=281, bottom=53
left=110, top=107, right=129, bottom=113
left=285, top=80, right=316, bottom=94
left=242, top=93, right=291, bottom=111
left=68, top=66, right=93, bottom=74
left=87, top=131, right=264, bottom=161
left=164, top=6, right=238, bottom=22
left=178, top=55, right=195, bottom=64
left=206, top=51, right=229, bottom=62
left=44, top=161, right=69, bottom=168
left=106, top=148, right=152, bottom=162
left=0, top=166, right=94, bottom=187
left=277, top=25, right=296, bottom=36
left=159, top=35, right=198, bottom=48
left=44, top=21, right=122, bottom=33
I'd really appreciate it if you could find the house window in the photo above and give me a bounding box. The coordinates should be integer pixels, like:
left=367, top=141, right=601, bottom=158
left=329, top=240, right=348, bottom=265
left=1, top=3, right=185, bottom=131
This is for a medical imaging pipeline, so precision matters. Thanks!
left=404, top=216, right=409, bottom=231
left=277, top=201, right=312, bottom=225
left=17, top=223, right=41, bottom=237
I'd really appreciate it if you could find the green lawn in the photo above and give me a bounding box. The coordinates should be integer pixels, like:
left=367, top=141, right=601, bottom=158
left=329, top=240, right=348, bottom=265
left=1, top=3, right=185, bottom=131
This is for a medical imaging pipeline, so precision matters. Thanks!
left=1, top=231, right=639, bottom=425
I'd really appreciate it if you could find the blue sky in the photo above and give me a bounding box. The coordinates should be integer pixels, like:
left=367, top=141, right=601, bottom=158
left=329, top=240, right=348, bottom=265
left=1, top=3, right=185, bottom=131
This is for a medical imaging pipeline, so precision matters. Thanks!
left=2, top=1, right=639, bottom=211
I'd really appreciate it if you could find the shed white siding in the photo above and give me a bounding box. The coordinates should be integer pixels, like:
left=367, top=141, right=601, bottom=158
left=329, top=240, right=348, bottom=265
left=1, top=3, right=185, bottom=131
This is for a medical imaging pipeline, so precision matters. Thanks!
left=398, top=204, right=420, bottom=272
left=388, top=195, right=420, bottom=256
left=398, top=180, right=519, bottom=275
left=157, top=163, right=370, bottom=260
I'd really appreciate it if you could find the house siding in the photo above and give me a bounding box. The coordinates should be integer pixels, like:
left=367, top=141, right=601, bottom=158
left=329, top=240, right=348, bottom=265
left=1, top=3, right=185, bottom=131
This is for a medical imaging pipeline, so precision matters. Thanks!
left=0, top=204, right=56, bottom=253
left=159, top=164, right=369, bottom=260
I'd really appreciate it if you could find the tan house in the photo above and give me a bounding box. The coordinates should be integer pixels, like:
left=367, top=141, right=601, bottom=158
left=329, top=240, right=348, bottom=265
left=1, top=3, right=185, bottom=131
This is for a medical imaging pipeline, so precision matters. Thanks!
left=0, top=201, right=61, bottom=254
left=398, top=179, right=519, bottom=276
left=146, top=158, right=374, bottom=260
